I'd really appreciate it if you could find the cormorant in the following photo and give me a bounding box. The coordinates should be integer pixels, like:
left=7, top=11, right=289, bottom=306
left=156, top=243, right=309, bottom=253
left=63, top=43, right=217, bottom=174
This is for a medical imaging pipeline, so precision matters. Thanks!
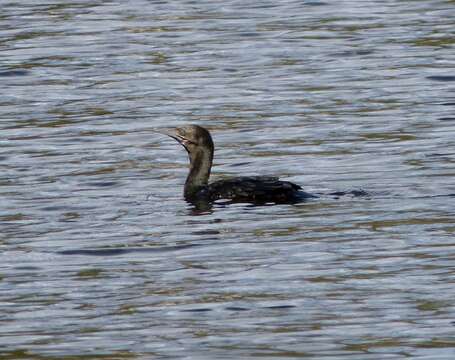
left=156, top=125, right=315, bottom=205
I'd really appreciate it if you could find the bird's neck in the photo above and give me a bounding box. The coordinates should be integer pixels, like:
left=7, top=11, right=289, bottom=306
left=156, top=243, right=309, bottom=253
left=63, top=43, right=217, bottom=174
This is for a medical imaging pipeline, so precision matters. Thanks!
left=184, top=147, right=213, bottom=199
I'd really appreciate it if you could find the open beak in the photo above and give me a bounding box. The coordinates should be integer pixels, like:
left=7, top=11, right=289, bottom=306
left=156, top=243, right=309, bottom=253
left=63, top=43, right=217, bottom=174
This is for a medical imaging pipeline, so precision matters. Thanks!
left=153, top=128, right=190, bottom=150
left=153, top=128, right=180, bottom=141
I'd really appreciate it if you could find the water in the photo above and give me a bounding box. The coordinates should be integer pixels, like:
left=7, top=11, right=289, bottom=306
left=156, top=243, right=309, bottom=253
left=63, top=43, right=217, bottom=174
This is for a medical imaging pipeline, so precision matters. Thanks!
left=1, top=0, right=455, bottom=358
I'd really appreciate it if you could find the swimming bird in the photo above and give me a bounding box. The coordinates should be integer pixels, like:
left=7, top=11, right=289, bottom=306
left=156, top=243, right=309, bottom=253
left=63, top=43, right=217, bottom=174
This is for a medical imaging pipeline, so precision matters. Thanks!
left=156, top=125, right=315, bottom=205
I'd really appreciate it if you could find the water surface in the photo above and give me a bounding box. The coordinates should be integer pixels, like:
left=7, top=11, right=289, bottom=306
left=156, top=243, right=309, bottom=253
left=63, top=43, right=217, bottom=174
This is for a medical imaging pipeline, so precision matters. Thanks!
left=1, top=0, right=455, bottom=358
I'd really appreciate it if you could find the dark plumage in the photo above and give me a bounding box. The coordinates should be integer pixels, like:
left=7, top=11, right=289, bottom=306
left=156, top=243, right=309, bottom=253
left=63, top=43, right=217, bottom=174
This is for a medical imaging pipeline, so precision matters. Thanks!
left=156, top=125, right=315, bottom=204
left=200, top=176, right=303, bottom=203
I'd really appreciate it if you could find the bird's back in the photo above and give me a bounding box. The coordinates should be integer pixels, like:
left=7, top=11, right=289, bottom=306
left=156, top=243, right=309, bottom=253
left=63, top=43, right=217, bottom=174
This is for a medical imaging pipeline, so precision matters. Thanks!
left=197, top=176, right=311, bottom=204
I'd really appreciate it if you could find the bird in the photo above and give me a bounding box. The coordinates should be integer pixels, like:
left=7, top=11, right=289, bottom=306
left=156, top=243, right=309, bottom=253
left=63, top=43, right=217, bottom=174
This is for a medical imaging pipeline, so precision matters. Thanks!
left=155, top=124, right=316, bottom=205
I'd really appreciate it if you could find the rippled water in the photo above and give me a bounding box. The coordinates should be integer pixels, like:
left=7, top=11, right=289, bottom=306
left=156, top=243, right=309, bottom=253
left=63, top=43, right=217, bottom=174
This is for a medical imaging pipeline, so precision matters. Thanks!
left=1, top=0, right=455, bottom=358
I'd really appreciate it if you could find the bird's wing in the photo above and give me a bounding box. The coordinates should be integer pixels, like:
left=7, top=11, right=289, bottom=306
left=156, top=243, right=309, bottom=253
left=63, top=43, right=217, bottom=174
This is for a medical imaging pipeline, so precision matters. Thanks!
left=207, top=176, right=301, bottom=202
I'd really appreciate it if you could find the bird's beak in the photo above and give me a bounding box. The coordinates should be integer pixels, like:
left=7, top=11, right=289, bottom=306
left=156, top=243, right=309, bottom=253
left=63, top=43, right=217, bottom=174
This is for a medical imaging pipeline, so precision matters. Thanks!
left=152, top=128, right=179, bottom=141
left=152, top=128, right=189, bottom=148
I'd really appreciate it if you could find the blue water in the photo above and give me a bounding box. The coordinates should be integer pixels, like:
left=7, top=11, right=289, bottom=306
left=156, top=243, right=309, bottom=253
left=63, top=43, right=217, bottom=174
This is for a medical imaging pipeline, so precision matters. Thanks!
left=1, top=0, right=455, bottom=358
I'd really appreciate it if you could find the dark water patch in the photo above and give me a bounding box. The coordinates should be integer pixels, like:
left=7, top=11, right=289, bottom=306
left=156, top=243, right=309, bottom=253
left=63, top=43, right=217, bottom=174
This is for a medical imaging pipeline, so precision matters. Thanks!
left=126, top=26, right=191, bottom=34
left=83, top=181, right=120, bottom=188
left=40, top=205, right=73, bottom=212
left=228, top=162, right=253, bottom=167
left=59, top=244, right=199, bottom=256
left=0, top=213, right=31, bottom=222
left=343, top=339, right=405, bottom=353
left=362, top=217, right=455, bottom=230
left=427, top=193, right=455, bottom=198
left=0, top=69, right=30, bottom=77
left=427, top=75, right=455, bottom=82
left=414, top=37, right=455, bottom=47
left=0, top=349, right=138, bottom=360
left=70, top=168, right=117, bottom=176
left=361, top=132, right=417, bottom=142
left=76, top=268, right=104, bottom=278
left=60, top=212, right=81, bottom=222
left=13, top=266, right=42, bottom=271
left=306, top=1, right=328, bottom=6
left=416, top=300, right=448, bottom=312
left=238, top=32, right=262, bottom=38
left=332, top=49, right=375, bottom=57
left=265, top=305, right=296, bottom=310
left=439, top=117, right=455, bottom=121
left=11, top=30, right=64, bottom=42
left=191, top=229, right=221, bottom=236
left=37, top=79, right=72, bottom=86
left=426, top=153, right=455, bottom=157
left=32, top=55, right=76, bottom=62
left=181, top=308, right=213, bottom=312
left=414, top=339, right=455, bottom=349
left=326, top=189, right=370, bottom=198
left=225, top=306, right=250, bottom=311
left=31, top=119, right=83, bottom=128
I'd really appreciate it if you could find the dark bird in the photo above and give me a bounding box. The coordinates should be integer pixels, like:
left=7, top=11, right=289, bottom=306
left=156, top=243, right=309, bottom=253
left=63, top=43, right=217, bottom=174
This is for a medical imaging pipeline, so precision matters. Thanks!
left=156, top=125, right=315, bottom=205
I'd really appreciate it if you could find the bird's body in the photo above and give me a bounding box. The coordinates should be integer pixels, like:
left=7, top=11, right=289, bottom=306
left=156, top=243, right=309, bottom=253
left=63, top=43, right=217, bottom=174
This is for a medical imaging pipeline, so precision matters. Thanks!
left=191, top=176, right=308, bottom=204
left=157, top=125, right=314, bottom=205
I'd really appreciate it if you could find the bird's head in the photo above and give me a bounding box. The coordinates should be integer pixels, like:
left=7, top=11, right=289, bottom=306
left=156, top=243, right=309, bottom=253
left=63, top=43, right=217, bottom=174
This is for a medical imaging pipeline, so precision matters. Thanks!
left=156, top=124, right=214, bottom=155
